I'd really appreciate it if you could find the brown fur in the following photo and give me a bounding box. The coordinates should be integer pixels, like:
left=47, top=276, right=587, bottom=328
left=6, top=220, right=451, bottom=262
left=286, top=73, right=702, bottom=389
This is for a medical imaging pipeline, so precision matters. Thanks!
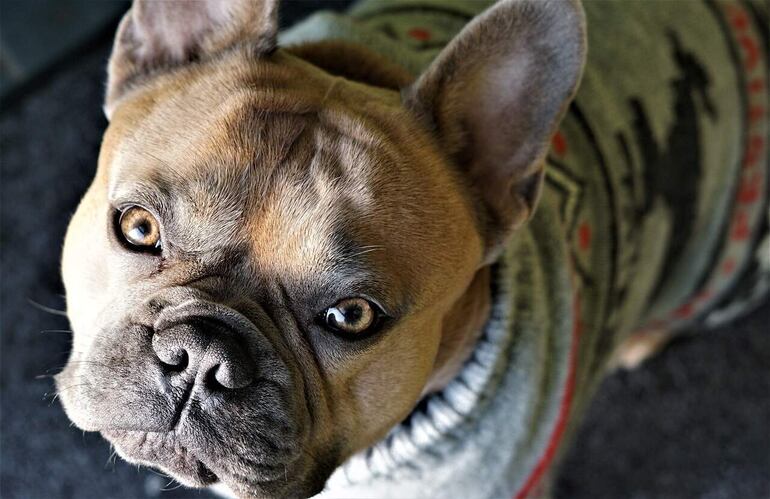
left=61, top=47, right=485, bottom=497
left=286, top=41, right=415, bottom=90
left=57, top=1, right=586, bottom=497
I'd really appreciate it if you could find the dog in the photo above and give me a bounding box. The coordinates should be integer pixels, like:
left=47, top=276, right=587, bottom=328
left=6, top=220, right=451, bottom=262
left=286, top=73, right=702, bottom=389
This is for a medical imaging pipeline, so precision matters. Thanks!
left=55, top=0, right=769, bottom=497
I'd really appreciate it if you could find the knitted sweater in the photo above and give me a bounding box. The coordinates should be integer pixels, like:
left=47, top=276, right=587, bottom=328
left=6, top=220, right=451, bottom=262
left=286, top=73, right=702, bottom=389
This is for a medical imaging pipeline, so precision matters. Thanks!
left=279, top=1, right=770, bottom=497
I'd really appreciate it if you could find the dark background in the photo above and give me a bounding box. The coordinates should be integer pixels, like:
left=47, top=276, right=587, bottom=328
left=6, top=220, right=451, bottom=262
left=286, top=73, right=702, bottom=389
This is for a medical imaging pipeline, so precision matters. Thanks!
left=2, top=1, right=769, bottom=498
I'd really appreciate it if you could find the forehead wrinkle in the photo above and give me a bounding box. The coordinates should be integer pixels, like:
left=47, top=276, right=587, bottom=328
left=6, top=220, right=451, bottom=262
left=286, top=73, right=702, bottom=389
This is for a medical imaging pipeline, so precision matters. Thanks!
left=315, top=105, right=410, bottom=183
left=244, top=103, right=416, bottom=281
left=318, top=104, right=389, bottom=153
left=315, top=96, right=481, bottom=304
left=105, top=57, right=396, bottom=262
left=152, top=101, right=318, bottom=254
left=179, top=163, right=246, bottom=221
left=121, top=86, right=318, bottom=173
left=249, top=112, right=316, bottom=198
left=247, top=147, right=344, bottom=278
left=207, top=99, right=317, bottom=183
left=249, top=203, right=338, bottom=279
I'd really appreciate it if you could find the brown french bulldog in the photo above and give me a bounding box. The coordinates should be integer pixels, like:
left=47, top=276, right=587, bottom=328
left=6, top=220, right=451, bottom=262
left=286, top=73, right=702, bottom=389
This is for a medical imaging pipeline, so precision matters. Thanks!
left=55, top=0, right=769, bottom=497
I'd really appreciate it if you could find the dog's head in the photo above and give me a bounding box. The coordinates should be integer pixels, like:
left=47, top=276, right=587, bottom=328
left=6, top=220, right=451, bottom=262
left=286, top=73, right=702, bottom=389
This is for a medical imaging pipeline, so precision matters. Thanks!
left=56, top=0, right=585, bottom=496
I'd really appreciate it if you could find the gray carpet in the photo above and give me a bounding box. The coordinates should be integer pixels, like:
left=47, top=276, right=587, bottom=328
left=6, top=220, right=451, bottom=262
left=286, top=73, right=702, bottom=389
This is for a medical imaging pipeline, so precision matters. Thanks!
left=2, top=5, right=769, bottom=498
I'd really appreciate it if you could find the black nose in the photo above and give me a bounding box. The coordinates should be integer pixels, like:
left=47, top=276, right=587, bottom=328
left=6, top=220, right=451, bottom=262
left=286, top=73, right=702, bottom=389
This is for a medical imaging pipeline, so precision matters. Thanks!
left=152, top=322, right=253, bottom=391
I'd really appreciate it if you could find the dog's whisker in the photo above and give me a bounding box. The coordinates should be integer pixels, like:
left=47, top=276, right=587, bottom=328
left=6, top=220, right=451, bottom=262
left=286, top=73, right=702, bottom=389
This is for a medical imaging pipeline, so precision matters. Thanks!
left=28, top=299, right=68, bottom=316
left=52, top=360, right=133, bottom=374
left=45, top=390, right=67, bottom=406
left=345, top=245, right=386, bottom=260
left=146, top=467, right=172, bottom=479
left=44, top=365, right=70, bottom=374
left=161, top=479, right=183, bottom=491
left=105, top=444, right=119, bottom=469
left=46, top=383, right=90, bottom=397
left=40, top=329, right=73, bottom=335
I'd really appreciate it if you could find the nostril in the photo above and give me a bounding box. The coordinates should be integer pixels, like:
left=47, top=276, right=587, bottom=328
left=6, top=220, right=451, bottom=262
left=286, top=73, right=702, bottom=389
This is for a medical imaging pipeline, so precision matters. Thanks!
left=204, top=362, right=253, bottom=391
left=152, top=320, right=254, bottom=391
left=204, top=365, right=226, bottom=391
left=157, top=348, right=189, bottom=373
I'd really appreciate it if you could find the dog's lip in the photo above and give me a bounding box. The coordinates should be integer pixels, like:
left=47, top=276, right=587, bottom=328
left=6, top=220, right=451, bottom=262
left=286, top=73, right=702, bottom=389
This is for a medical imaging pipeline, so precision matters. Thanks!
left=103, top=428, right=302, bottom=490
left=103, top=429, right=219, bottom=487
left=172, top=455, right=219, bottom=487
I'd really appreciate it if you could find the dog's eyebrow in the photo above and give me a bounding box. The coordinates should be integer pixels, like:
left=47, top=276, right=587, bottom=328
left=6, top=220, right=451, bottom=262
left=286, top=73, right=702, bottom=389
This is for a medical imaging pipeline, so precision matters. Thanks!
left=311, top=268, right=408, bottom=320
left=320, top=231, right=410, bottom=318
left=108, top=180, right=174, bottom=219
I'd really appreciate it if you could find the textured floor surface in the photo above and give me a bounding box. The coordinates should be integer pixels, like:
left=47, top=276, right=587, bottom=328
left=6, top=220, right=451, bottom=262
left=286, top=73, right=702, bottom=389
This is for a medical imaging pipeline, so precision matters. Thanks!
left=2, top=5, right=769, bottom=499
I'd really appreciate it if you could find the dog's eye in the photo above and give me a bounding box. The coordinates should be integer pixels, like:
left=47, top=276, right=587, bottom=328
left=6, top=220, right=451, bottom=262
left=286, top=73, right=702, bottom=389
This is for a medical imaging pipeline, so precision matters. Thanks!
left=118, top=206, right=162, bottom=251
left=320, top=298, right=381, bottom=336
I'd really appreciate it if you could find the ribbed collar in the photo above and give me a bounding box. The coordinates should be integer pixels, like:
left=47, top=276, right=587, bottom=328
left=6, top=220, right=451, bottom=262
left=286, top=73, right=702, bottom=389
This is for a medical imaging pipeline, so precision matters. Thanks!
left=325, top=257, right=515, bottom=487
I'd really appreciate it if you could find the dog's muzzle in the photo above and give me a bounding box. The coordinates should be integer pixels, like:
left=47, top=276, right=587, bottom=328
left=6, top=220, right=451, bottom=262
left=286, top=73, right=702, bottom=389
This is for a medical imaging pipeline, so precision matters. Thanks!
left=56, top=290, right=306, bottom=493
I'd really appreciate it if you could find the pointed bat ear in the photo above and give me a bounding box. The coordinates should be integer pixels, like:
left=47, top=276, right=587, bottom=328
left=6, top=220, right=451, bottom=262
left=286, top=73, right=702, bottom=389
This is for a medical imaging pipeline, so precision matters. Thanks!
left=105, top=0, right=279, bottom=118
left=404, top=0, right=586, bottom=259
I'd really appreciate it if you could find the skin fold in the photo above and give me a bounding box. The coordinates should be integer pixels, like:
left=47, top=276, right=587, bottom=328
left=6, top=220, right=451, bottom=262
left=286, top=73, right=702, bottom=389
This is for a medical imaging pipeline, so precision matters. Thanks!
left=56, top=0, right=586, bottom=497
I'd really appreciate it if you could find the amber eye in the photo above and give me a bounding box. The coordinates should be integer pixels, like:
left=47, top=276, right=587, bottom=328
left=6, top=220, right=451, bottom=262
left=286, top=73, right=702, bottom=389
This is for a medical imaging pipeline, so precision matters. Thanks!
left=118, top=206, right=162, bottom=251
left=321, top=298, right=380, bottom=335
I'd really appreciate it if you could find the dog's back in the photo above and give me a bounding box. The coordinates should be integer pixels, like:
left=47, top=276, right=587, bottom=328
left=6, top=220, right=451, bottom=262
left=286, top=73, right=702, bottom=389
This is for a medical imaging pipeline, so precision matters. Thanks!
left=553, top=0, right=769, bottom=341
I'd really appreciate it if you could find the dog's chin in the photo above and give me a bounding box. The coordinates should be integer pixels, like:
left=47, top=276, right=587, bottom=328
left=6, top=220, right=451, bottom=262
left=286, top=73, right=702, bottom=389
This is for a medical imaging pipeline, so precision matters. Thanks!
left=104, top=430, right=219, bottom=487
left=103, top=429, right=321, bottom=497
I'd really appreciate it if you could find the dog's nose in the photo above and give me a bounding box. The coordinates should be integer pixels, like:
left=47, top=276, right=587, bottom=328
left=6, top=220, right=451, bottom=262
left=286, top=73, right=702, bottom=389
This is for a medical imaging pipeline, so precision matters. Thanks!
left=152, top=322, right=253, bottom=390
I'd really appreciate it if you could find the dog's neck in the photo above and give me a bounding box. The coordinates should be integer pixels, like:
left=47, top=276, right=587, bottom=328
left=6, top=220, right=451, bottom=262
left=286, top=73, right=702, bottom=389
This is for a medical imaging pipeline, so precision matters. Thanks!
left=286, top=41, right=414, bottom=90
left=425, top=267, right=491, bottom=393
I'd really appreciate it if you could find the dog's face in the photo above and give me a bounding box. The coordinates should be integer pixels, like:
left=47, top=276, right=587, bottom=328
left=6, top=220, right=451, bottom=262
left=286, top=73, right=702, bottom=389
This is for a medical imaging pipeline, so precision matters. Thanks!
left=56, top=1, right=584, bottom=497
left=58, top=50, right=486, bottom=496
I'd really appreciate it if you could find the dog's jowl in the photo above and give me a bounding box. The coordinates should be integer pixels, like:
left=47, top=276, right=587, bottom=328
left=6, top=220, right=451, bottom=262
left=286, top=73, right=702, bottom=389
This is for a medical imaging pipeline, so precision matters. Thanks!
left=56, top=0, right=769, bottom=498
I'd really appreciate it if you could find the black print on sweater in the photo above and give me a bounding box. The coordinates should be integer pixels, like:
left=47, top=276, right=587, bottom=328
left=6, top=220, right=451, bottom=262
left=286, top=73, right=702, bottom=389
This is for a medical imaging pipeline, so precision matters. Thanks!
left=625, top=31, right=717, bottom=301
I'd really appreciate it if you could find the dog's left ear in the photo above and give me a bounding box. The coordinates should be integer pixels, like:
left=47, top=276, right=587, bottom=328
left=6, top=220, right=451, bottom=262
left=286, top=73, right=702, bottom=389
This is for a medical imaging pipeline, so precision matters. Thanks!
left=404, top=0, right=586, bottom=261
left=105, top=0, right=278, bottom=118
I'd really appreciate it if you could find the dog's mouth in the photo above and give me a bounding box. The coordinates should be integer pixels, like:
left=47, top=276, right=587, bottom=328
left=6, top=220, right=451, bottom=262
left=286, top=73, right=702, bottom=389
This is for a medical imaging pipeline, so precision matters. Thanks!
left=103, top=423, right=308, bottom=495
left=104, top=429, right=219, bottom=487
left=57, top=293, right=317, bottom=496
left=95, top=384, right=308, bottom=495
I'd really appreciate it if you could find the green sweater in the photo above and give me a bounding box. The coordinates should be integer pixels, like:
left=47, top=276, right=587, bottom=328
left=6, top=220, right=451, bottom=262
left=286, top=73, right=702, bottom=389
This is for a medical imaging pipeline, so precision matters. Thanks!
left=278, top=1, right=770, bottom=497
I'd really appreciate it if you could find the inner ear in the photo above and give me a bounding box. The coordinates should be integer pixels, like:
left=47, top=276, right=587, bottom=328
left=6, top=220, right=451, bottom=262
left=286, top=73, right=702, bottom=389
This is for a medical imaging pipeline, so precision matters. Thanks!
left=105, top=0, right=279, bottom=117
left=405, top=0, right=586, bottom=260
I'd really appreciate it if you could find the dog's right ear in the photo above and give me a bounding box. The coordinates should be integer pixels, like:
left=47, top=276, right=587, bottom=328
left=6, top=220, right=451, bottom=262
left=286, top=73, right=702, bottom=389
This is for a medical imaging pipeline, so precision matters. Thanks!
left=404, top=0, right=585, bottom=262
left=105, top=0, right=279, bottom=118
